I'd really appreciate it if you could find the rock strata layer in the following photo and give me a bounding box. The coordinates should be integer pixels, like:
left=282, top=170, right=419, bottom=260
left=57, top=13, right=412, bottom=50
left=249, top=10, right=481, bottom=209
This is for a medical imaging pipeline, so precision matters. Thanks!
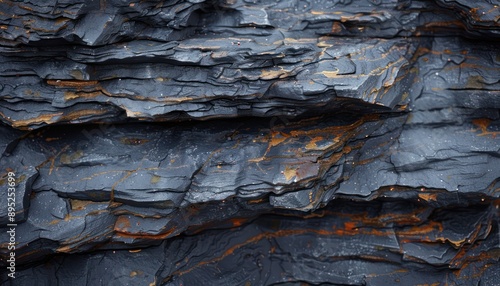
left=1, top=0, right=499, bottom=285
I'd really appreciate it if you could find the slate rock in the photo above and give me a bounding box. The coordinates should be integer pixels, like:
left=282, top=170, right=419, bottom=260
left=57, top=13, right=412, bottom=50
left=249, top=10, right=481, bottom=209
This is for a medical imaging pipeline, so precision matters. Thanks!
left=0, top=36, right=417, bottom=130
left=1, top=0, right=500, bottom=285
left=2, top=199, right=498, bottom=285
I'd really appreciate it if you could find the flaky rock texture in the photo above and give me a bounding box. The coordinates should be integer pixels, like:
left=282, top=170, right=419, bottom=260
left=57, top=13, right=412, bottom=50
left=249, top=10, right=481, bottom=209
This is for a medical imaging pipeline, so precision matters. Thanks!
left=0, top=0, right=499, bottom=285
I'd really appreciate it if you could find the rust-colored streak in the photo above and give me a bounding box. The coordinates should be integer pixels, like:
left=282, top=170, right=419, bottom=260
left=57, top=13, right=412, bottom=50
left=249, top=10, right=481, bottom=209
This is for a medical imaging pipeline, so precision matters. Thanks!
left=415, top=283, right=440, bottom=286
left=249, top=115, right=373, bottom=164
left=420, top=20, right=467, bottom=30
left=171, top=224, right=396, bottom=279
left=7, top=108, right=108, bottom=130
left=397, top=221, right=444, bottom=237
left=418, top=193, right=438, bottom=202
left=47, top=80, right=99, bottom=88
left=114, top=215, right=132, bottom=232
left=36, top=144, right=70, bottom=175
left=269, top=131, right=288, bottom=148
left=230, top=218, right=249, bottom=227
left=115, top=228, right=176, bottom=240
left=10, top=112, right=63, bottom=129
left=331, top=22, right=343, bottom=33
left=70, top=199, right=95, bottom=210
left=64, top=91, right=102, bottom=101
left=171, top=229, right=306, bottom=278
left=472, top=118, right=499, bottom=138
left=282, top=165, right=297, bottom=181
left=247, top=197, right=267, bottom=204
left=120, top=137, right=151, bottom=145
left=305, top=136, right=323, bottom=150
left=60, top=109, right=109, bottom=122
left=45, top=137, right=61, bottom=142
left=344, top=221, right=357, bottom=230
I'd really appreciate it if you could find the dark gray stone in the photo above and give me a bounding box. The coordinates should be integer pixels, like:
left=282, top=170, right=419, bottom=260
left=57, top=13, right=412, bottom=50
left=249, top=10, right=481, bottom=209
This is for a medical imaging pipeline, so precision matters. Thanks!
left=1, top=0, right=499, bottom=285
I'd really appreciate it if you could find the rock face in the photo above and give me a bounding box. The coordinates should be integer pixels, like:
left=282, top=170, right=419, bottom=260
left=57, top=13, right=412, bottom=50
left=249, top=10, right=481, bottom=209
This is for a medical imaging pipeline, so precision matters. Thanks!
left=0, top=0, right=499, bottom=285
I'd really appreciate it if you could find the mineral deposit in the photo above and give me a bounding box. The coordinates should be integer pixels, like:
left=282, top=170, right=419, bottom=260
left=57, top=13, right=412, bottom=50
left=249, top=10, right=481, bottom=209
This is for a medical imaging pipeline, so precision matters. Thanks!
left=0, top=0, right=499, bottom=285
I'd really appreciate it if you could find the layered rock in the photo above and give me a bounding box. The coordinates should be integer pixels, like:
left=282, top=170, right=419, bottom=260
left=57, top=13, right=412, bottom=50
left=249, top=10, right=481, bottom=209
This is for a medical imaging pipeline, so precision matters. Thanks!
left=1, top=0, right=499, bottom=285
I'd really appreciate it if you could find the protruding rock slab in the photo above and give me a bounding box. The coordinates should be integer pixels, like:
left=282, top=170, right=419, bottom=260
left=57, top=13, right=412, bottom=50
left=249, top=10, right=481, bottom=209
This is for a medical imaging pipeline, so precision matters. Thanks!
left=0, top=37, right=417, bottom=130
left=1, top=0, right=500, bottom=284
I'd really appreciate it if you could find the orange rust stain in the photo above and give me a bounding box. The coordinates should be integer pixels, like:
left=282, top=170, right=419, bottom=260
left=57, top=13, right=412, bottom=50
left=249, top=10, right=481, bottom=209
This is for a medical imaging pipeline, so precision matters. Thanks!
left=282, top=165, right=297, bottom=181
left=12, top=109, right=109, bottom=129
left=289, top=116, right=373, bottom=138
left=114, top=216, right=132, bottom=232
left=472, top=118, right=499, bottom=138
left=249, top=114, right=377, bottom=164
left=344, top=221, right=357, bottom=230
left=305, top=136, right=323, bottom=150
left=270, top=245, right=276, bottom=253
left=70, top=199, right=95, bottom=210
left=64, top=91, right=102, bottom=101
left=436, top=236, right=466, bottom=247
left=421, top=20, right=466, bottom=30
left=11, top=112, right=63, bottom=129
left=454, top=250, right=500, bottom=278
left=334, top=209, right=426, bottom=228
left=453, top=249, right=500, bottom=278
left=63, top=214, right=72, bottom=221
left=129, top=249, right=142, bottom=253
left=441, top=216, right=487, bottom=248
left=230, top=218, right=247, bottom=227
left=331, top=22, right=343, bottom=33
left=247, top=197, right=266, bottom=204
left=47, top=80, right=99, bottom=88
left=55, top=17, right=70, bottom=24
left=115, top=228, right=177, bottom=240
left=269, top=131, right=288, bottom=148
left=332, top=222, right=392, bottom=236
left=397, top=221, right=444, bottom=237
left=59, top=109, right=108, bottom=122
left=418, top=193, right=438, bottom=202
left=56, top=245, right=73, bottom=253
left=19, top=5, right=34, bottom=12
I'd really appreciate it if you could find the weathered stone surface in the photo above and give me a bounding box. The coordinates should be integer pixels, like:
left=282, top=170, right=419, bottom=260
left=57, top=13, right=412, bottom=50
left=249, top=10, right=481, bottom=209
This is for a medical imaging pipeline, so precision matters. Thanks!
left=0, top=36, right=416, bottom=129
left=1, top=0, right=499, bottom=48
left=2, top=200, right=499, bottom=285
left=1, top=0, right=500, bottom=130
left=1, top=0, right=499, bottom=285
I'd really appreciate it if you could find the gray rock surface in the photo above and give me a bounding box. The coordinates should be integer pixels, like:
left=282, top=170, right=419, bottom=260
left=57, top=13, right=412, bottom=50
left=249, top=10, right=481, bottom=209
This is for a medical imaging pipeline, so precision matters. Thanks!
left=1, top=0, right=499, bottom=285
